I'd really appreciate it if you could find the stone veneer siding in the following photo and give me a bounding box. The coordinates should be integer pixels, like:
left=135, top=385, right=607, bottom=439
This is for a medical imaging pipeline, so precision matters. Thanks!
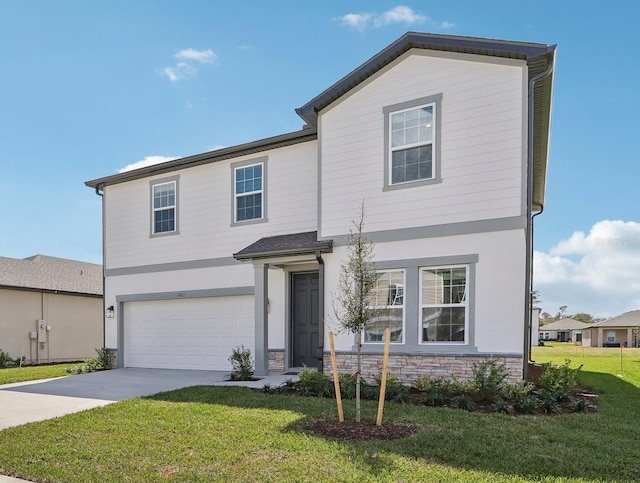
left=268, top=349, right=285, bottom=373
left=322, top=352, right=523, bottom=384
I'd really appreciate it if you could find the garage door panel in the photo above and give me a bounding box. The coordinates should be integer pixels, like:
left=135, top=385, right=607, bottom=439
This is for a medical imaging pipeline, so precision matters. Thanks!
left=124, top=296, right=254, bottom=371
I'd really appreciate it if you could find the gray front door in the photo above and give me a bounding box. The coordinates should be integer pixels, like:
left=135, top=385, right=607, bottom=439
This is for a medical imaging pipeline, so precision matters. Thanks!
left=291, top=271, right=319, bottom=368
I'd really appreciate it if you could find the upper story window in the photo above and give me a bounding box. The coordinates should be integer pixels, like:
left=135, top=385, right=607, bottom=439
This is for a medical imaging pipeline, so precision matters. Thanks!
left=364, top=270, right=405, bottom=344
left=151, top=178, right=178, bottom=236
left=420, top=265, right=468, bottom=344
left=231, top=157, right=267, bottom=225
left=390, top=104, right=434, bottom=183
left=383, top=93, right=442, bottom=191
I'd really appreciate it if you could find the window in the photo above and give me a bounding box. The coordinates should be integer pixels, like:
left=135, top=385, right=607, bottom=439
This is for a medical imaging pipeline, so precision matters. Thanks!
left=420, top=265, right=468, bottom=343
left=364, top=270, right=404, bottom=343
left=234, top=162, right=263, bottom=222
left=607, top=331, right=616, bottom=343
left=383, top=94, right=442, bottom=190
left=151, top=180, right=176, bottom=234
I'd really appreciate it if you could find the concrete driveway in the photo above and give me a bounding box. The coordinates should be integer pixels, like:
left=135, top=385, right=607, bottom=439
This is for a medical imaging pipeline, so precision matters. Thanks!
left=0, top=368, right=228, bottom=430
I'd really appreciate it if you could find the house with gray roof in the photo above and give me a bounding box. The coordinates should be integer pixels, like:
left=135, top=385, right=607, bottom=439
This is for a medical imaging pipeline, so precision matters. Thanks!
left=0, top=254, right=103, bottom=364
left=85, top=31, right=556, bottom=382
left=582, top=311, right=640, bottom=348
left=538, top=317, right=587, bottom=343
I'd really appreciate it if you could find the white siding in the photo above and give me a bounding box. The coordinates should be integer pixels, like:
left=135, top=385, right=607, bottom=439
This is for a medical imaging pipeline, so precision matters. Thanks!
left=319, top=50, right=526, bottom=237
left=105, top=141, right=317, bottom=269
left=325, top=229, right=526, bottom=355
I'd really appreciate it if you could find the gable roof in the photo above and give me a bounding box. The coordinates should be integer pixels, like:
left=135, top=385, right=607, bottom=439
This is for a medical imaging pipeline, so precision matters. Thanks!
left=85, top=32, right=555, bottom=209
left=539, top=318, right=587, bottom=331
left=585, top=310, right=640, bottom=329
left=0, top=255, right=102, bottom=296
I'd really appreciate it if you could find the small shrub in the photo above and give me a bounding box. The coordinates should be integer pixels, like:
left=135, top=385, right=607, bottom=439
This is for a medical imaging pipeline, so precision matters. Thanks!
left=574, top=398, right=587, bottom=412
left=472, top=359, right=509, bottom=402
left=94, top=348, right=114, bottom=370
left=0, top=349, right=14, bottom=368
left=412, top=375, right=456, bottom=395
left=539, top=359, right=580, bottom=398
left=535, top=390, right=560, bottom=414
left=298, top=366, right=332, bottom=397
left=423, top=389, right=446, bottom=407
left=339, top=373, right=357, bottom=399
left=261, top=383, right=272, bottom=393
left=450, top=394, right=475, bottom=411
left=374, top=374, right=408, bottom=402
left=538, top=340, right=545, bottom=346
left=450, top=380, right=476, bottom=397
left=228, top=345, right=254, bottom=381
left=514, top=396, right=538, bottom=414
left=502, top=380, right=535, bottom=402
left=492, top=399, right=513, bottom=415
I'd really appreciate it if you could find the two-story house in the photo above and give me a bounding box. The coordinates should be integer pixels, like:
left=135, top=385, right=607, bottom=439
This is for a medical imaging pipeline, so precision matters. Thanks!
left=85, top=32, right=555, bottom=382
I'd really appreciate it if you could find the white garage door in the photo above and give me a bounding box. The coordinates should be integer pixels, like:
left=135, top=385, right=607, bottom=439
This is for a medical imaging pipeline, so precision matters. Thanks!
left=124, top=296, right=254, bottom=370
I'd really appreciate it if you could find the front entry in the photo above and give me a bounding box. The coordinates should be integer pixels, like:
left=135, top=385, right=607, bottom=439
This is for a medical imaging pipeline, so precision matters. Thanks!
left=291, top=271, right=320, bottom=368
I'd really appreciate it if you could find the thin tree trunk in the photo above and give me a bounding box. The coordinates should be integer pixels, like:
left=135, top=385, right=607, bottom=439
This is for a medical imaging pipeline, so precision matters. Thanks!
left=356, top=330, right=362, bottom=422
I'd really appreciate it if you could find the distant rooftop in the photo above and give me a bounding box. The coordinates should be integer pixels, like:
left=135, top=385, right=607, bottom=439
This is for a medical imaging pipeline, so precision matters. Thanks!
left=0, top=255, right=102, bottom=296
left=585, top=310, right=640, bottom=329
left=539, top=318, right=587, bottom=331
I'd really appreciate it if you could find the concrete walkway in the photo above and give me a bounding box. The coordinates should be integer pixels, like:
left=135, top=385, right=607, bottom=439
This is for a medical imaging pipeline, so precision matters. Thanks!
left=0, top=368, right=298, bottom=430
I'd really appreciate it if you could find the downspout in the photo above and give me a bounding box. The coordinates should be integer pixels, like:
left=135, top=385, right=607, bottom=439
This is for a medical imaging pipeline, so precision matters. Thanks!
left=94, top=185, right=106, bottom=349
left=524, top=57, right=554, bottom=381
left=528, top=206, right=544, bottom=364
left=315, top=250, right=325, bottom=374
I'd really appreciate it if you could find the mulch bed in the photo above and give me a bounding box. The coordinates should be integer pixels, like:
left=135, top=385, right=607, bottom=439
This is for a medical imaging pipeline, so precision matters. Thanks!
left=305, top=418, right=417, bottom=440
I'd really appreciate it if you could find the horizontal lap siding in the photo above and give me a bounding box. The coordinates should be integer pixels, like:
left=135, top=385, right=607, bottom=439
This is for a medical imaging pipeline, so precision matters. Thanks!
left=319, top=51, right=526, bottom=237
left=105, top=142, right=318, bottom=269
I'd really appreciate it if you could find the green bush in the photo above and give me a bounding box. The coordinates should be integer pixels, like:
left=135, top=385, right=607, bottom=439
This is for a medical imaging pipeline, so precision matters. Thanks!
left=492, top=399, right=513, bottom=415
left=535, top=390, right=560, bottom=414
left=538, top=359, right=580, bottom=398
left=94, top=348, right=114, bottom=370
left=228, top=345, right=254, bottom=381
left=501, top=380, right=535, bottom=401
left=298, top=366, right=332, bottom=397
left=423, top=389, right=446, bottom=407
left=374, top=374, right=408, bottom=402
left=412, top=375, right=456, bottom=395
left=0, top=349, right=13, bottom=368
left=451, top=394, right=475, bottom=411
left=338, top=373, right=357, bottom=399
left=514, top=396, right=538, bottom=414
left=472, top=359, right=509, bottom=402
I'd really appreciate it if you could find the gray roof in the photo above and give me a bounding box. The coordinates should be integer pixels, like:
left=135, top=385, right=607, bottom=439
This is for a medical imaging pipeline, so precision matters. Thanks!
left=585, top=311, right=640, bottom=329
left=0, top=255, right=102, bottom=296
left=539, top=318, right=587, bottom=331
left=234, top=231, right=332, bottom=261
left=86, top=31, right=555, bottom=210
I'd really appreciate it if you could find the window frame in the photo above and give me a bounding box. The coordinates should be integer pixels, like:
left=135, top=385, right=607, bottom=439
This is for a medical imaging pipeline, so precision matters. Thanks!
left=230, top=157, right=268, bottom=226
left=419, top=264, right=469, bottom=345
left=363, top=269, right=406, bottom=345
left=149, top=176, right=179, bottom=237
left=383, top=93, right=442, bottom=191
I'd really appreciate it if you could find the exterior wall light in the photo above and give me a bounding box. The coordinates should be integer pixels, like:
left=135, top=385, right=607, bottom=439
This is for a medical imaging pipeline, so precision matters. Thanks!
left=106, top=306, right=115, bottom=318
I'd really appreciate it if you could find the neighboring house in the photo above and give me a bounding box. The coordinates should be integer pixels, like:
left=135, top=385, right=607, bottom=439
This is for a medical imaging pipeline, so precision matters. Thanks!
left=582, top=311, right=640, bottom=348
left=85, top=32, right=556, bottom=382
left=0, top=255, right=103, bottom=363
left=538, top=318, right=585, bottom=343
left=531, top=308, right=541, bottom=347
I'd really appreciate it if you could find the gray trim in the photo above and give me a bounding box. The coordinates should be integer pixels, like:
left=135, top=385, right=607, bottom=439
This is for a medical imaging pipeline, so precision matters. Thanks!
left=254, top=264, right=269, bottom=376
left=86, top=129, right=316, bottom=189
left=115, top=286, right=254, bottom=303
left=327, top=216, right=525, bottom=246
left=329, top=349, right=521, bottom=358
left=230, top=156, right=268, bottom=227
left=149, top=175, right=180, bottom=238
left=115, top=286, right=255, bottom=369
left=105, top=256, right=239, bottom=277
left=383, top=94, right=443, bottom=191
left=317, top=115, right=323, bottom=249
left=316, top=253, right=325, bottom=373
left=359, top=256, right=478, bottom=353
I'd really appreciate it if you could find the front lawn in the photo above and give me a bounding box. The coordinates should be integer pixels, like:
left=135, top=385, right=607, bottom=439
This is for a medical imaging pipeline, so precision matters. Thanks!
left=0, top=363, right=80, bottom=385
left=0, top=346, right=638, bottom=482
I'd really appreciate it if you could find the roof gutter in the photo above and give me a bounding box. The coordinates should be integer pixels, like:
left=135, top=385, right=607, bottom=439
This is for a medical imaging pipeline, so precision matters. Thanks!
left=523, top=57, right=555, bottom=381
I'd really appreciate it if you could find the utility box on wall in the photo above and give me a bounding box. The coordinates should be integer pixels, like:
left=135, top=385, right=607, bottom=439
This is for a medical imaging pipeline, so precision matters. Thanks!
left=37, top=319, right=47, bottom=344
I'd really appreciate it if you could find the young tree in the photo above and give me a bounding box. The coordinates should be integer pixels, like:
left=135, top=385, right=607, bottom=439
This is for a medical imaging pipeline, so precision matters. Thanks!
left=333, top=203, right=379, bottom=422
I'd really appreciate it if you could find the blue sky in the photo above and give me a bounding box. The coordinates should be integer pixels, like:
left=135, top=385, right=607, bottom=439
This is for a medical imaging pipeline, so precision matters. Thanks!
left=1, top=1, right=639, bottom=317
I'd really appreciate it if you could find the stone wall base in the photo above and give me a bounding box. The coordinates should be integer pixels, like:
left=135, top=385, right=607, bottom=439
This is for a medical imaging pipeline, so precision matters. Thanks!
left=322, top=353, right=523, bottom=384
left=268, top=349, right=285, bottom=373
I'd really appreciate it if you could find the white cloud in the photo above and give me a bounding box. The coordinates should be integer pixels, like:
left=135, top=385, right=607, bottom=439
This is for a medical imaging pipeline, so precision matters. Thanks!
left=534, top=220, right=640, bottom=318
left=337, top=6, right=450, bottom=31
left=174, top=48, right=217, bottom=64
left=237, top=45, right=253, bottom=51
left=373, top=6, right=427, bottom=27
left=117, top=155, right=178, bottom=173
left=163, top=48, right=217, bottom=83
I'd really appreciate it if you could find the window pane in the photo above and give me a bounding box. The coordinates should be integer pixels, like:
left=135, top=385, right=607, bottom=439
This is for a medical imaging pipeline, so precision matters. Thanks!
left=369, top=271, right=404, bottom=307
left=391, top=146, right=433, bottom=183
left=391, top=130, right=404, bottom=148
left=364, top=308, right=403, bottom=342
left=237, top=193, right=262, bottom=221
left=422, top=307, right=465, bottom=342
left=154, top=208, right=175, bottom=233
left=405, top=126, right=419, bottom=145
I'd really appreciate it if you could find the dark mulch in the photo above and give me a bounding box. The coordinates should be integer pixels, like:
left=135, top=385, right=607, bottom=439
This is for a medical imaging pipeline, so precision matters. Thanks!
left=305, top=418, right=417, bottom=440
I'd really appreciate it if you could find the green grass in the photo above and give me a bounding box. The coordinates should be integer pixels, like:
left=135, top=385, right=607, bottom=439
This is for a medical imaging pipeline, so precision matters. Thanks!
left=0, top=345, right=638, bottom=482
left=0, top=363, right=80, bottom=385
